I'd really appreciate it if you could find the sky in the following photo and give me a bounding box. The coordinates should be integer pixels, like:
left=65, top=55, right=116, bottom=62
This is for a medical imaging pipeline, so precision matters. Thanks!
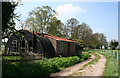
left=14, top=1, right=118, bottom=42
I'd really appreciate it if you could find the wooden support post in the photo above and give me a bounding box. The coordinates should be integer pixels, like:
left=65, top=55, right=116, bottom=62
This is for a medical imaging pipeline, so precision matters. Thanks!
left=117, top=50, right=119, bottom=64
left=115, top=51, right=116, bottom=59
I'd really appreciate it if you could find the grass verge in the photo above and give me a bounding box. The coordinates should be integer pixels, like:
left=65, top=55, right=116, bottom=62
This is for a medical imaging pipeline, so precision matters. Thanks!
left=98, top=52, right=118, bottom=76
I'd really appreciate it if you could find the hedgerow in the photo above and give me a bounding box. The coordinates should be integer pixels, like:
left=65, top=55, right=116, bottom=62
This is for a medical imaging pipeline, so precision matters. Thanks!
left=2, top=52, right=90, bottom=77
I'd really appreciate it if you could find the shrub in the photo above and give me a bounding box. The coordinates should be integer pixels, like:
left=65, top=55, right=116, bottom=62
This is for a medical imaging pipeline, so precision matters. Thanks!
left=79, top=52, right=90, bottom=60
left=2, top=61, right=60, bottom=77
left=82, top=52, right=90, bottom=60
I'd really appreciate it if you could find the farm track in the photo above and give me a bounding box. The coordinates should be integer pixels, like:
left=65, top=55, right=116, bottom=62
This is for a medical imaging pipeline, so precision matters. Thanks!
left=50, top=53, right=95, bottom=76
left=69, top=53, right=106, bottom=76
left=50, top=53, right=106, bottom=77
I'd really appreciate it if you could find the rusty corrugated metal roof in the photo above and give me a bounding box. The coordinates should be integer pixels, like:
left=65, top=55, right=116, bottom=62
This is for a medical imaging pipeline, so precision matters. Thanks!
left=37, top=32, right=75, bottom=42
left=44, top=35, right=75, bottom=42
left=23, top=29, right=75, bottom=42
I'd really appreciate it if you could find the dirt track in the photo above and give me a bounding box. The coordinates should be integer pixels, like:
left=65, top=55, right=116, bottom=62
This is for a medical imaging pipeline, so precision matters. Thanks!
left=72, top=53, right=106, bottom=76
left=50, top=53, right=106, bottom=77
left=50, top=54, right=95, bottom=76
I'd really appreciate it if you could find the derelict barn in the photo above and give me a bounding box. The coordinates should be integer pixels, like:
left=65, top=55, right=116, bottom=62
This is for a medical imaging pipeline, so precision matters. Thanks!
left=42, top=34, right=80, bottom=56
left=5, top=30, right=82, bottom=57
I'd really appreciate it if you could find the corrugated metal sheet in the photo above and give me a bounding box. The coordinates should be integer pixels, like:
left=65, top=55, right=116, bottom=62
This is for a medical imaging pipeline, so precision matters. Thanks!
left=37, top=32, right=75, bottom=42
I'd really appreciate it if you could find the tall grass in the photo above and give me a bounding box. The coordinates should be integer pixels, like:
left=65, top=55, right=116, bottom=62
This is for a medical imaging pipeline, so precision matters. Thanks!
left=99, top=52, right=118, bottom=76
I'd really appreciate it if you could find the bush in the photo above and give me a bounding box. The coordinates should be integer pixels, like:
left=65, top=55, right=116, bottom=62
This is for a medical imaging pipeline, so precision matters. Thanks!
left=79, top=52, right=90, bottom=60
left=82, top=52, right=90, bottom=60
left=3, top=61, right=60, bottom=77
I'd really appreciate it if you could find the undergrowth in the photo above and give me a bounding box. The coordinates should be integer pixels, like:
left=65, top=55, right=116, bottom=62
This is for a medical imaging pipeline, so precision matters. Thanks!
left=2, top=52, right=90, bottom=77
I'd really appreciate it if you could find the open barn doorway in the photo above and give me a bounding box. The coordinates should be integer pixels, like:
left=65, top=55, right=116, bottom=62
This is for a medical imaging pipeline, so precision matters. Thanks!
left=29, top=41, right=33, bottom=52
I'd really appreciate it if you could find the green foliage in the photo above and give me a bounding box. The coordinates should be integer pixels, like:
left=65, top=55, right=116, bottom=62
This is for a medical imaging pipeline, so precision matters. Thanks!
left=49, top=56, right=80, bottom=68
left=74, top=39, right=84, bottom=48
left=26, top=5, right=56, bottom=33
left=79, top=52, right=91, bottom=61
left=2, top=56, right=21, bottom=60
left=3, top=62, right=60, bottom=77
left=24, top=5, right=108, bottom=50
left=2, top=52, right=90, bottom=77
left=47, top=17, right=63, bottom=37
left=2, top=45, right=5, bottom=52
left=66, top=18, right=79, bottom=39
left=92, top=33, right=108, bottom=49
left=81, top=52, right=91, bottom=60
left=2, top=1, right=21, bottom=39
left=99, top=52, right=118, bottom=76
left=109, top=40, right=119, bottom=50
left=2, top=2, right=17, bottom=32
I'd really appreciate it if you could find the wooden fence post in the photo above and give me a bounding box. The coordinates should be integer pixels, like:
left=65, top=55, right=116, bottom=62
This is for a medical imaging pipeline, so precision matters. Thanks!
left=118, top=50, right=120, bottom=65
left=117, top=50, right=119, bottom=64
left=115, top=51, right=116, bottom=59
